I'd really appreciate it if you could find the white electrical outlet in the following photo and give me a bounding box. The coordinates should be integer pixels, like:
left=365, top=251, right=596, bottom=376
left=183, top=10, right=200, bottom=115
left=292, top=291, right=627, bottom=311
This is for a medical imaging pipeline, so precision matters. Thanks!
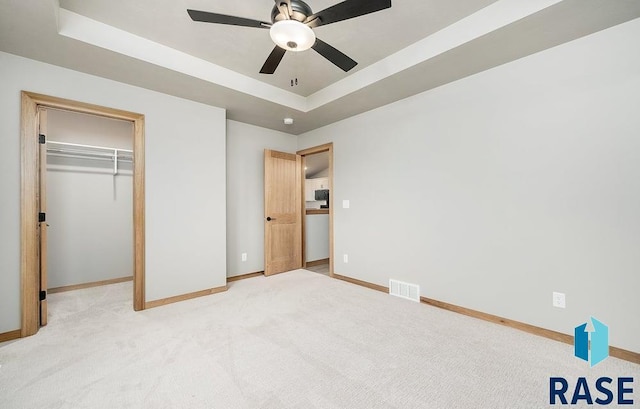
left=553, top=292, right=566, bottom=308
left=343, top=254, right=349, bottom=263
left=241, top=253, right=247, bottom=262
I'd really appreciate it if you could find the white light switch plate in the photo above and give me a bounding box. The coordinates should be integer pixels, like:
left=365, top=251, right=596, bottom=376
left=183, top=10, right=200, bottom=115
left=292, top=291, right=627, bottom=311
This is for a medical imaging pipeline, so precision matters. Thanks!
left=343, top=200, right=350, bottom=209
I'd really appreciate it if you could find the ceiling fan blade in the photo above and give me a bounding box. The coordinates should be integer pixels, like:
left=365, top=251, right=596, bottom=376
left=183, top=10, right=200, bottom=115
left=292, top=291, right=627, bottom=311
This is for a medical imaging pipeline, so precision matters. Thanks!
left=187, top=9, right=270, bottom=29
left=305, top=0, right=391, bottom=28
left=260, top=46, right=287, bottom=74
left=312, top=38, right=357, bottom=72
left=274, top=0, right=293, bottom=19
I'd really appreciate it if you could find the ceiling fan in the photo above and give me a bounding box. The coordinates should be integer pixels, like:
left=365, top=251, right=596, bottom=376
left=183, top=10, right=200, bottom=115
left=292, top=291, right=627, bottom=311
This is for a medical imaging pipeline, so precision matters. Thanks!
left=187, top=0, right=392, bottom=74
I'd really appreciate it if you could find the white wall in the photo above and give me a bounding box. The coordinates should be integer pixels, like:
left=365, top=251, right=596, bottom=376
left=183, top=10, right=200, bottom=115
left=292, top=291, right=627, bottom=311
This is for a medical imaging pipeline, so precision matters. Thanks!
left=298, top=18, right=640, bottom=353
left=47, top=109, right=133, bottom=288
left=305, top=214, right=329, bottom=262
left=0, top=51, right=227, bottom=333
left=226, top=120, right=297, bottom=277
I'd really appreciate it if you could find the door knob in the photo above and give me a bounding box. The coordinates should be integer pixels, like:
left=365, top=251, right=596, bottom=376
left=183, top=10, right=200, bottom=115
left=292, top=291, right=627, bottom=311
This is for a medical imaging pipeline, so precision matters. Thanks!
left=266, top=217, right=272, bottom=221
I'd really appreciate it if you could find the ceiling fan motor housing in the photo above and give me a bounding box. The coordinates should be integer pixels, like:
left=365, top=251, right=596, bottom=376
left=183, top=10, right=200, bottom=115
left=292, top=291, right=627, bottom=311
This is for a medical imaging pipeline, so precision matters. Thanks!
left=271, top=0, right=313, bottom=23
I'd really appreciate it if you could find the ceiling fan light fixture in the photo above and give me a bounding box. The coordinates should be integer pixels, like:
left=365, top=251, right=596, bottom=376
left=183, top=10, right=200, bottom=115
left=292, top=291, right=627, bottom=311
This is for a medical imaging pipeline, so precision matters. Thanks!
left=269, top=20, right=316, bottom=52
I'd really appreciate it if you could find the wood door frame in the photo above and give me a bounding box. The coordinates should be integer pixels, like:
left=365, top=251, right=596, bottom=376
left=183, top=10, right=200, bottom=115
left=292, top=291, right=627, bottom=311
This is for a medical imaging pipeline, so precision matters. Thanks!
left=38, top=108, right=48, bottom=326
left=297, top=143, right=334, bottom=277
left=20, top=91, right=146, bottom=337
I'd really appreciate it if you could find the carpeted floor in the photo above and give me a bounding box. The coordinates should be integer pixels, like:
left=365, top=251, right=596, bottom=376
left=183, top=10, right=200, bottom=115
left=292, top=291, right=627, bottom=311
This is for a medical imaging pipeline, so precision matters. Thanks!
left=0, top=270, right=637, bottom=408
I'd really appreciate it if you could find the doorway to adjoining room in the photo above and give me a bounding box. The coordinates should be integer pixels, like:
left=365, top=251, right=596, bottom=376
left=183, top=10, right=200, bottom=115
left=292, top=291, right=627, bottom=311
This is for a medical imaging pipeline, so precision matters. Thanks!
left=299, top=145, right=332, bottom=276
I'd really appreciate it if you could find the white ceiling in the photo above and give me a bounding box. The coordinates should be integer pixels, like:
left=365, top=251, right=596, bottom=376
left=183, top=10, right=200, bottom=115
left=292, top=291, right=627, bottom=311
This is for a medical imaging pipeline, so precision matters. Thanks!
left=1, top=0, right=639, bottom=134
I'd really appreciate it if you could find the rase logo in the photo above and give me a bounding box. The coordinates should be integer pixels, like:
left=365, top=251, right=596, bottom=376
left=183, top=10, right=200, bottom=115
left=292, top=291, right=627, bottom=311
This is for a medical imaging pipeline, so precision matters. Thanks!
left=574, top=316, right=608, bottom=367
left=549, top=317, right=635, bottom=406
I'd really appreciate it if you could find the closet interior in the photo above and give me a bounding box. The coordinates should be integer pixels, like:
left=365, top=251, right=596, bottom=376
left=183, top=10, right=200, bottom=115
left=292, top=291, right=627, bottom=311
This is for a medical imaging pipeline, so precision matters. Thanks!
left=45, top=109, right=134, bottom=297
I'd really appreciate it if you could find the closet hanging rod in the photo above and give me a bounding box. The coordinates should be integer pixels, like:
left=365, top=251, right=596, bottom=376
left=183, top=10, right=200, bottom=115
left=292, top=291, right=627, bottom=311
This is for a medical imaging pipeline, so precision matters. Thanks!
left=47, top=152, right=133, bottom=162
left=47, top=146, right=132, bottom=157
left=47, top=140, right=133, bottom=153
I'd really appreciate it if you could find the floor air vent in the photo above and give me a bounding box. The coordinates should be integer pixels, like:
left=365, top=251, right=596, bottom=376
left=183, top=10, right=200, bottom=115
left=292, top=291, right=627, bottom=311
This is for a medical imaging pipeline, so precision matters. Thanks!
left=389, top=279, right=420, bottom=302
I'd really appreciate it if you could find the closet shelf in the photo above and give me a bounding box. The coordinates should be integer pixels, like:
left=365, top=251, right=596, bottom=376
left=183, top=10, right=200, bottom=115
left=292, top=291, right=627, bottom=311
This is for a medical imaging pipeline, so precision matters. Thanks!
left=46, top=140, right=133, bottom=175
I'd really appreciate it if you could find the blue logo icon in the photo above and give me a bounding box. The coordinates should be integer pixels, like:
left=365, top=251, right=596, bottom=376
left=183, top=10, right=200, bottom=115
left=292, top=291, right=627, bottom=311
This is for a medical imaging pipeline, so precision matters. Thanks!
left=574, top=317, right=609, bottom=367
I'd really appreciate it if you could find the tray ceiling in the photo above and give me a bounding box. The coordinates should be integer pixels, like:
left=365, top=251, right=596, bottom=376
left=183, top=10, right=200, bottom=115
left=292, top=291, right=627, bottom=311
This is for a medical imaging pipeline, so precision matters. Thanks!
left=1, top=0, right=639, bottom=134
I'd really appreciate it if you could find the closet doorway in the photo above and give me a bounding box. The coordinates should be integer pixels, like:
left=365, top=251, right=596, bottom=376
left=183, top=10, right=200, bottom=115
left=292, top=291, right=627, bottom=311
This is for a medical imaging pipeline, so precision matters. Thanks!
left=298, top=143, right=334, bottom=277
left=20, top=92, right=145, bottom=338
left=46, top=109, right=134, bottom=292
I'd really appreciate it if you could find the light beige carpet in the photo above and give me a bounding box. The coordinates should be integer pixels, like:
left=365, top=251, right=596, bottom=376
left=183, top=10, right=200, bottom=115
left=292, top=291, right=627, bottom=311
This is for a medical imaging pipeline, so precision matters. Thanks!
left=0, top=270, right=637, bottom=408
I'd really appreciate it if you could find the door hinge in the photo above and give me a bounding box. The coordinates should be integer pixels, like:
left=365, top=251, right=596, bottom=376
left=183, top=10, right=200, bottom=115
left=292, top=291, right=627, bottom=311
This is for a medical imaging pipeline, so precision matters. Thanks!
left=39, top=290, right=47, bottom=301
left=39, top=134, right=46, bottom=144
left=38, top=212, right=46, bottom=223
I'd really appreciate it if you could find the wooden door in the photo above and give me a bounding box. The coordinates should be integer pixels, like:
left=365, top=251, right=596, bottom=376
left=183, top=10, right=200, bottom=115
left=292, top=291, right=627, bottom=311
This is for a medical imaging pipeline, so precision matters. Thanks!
left=264, top=150, right=302, bottom=276
left=37, top=108, right=48, bottom=326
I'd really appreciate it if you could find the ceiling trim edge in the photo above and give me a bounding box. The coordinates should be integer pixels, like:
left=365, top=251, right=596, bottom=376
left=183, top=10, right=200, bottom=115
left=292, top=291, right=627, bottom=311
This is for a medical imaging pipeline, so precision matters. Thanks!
left=306, top=0, right=563, bottom=110
left=57, top=8, right=308, bottom=111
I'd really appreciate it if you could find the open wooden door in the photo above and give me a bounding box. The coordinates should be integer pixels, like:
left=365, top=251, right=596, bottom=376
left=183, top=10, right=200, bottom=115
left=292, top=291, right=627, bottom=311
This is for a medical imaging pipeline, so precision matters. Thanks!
left=264, top=149, right=302, bottom=276
left=37, top=107, right=48, bottom=326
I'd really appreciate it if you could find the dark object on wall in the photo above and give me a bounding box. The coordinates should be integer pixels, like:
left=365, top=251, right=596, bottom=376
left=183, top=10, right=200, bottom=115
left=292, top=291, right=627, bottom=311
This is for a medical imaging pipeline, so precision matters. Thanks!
left=315, top=189, right=329, bottom=208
